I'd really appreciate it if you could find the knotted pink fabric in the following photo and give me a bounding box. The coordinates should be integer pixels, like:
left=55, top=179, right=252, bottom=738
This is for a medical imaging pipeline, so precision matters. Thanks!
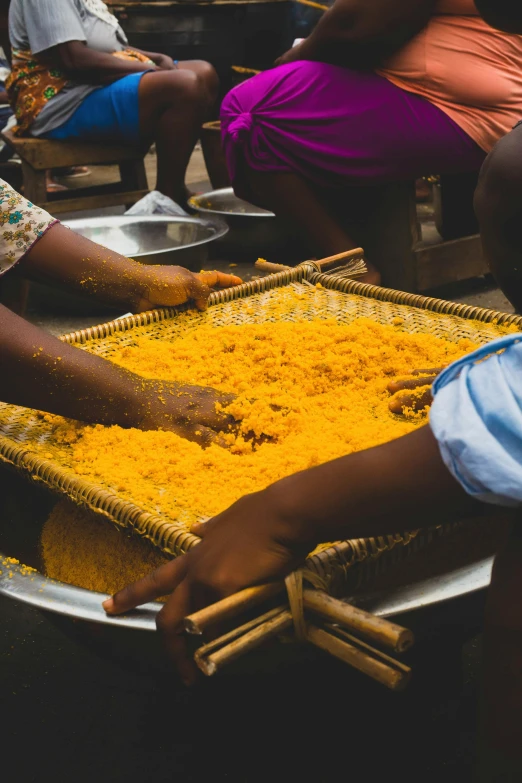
left=220, top=61, right=485, bottom=198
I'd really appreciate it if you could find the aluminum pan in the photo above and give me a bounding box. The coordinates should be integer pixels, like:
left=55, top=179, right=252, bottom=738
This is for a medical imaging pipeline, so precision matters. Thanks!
left=64, top=215, right=229, bottom=260
left=0, top=551, right=493, bottom=631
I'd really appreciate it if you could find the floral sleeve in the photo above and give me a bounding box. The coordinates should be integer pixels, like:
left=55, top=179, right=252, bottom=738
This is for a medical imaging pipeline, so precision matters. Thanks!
left=0, top=179, right=58, bottom=276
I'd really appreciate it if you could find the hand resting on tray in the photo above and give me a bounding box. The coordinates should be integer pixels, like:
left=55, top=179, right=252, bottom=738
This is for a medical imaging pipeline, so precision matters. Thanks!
left=387, top=367, right=446, bottom=415
left=104, top=425, right=475, bottom=683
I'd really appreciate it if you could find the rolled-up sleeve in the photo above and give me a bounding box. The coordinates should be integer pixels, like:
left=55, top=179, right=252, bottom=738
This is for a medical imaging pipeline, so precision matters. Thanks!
left=430, top=334, right=522, bottom=506
left=21, top=0, right=86, bottom=54
left=0, top=180, right=57, bottom=275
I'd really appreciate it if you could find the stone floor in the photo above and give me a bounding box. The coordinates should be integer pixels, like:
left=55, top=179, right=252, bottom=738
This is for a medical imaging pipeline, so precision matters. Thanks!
left=2, top=153, right=521, bottom=782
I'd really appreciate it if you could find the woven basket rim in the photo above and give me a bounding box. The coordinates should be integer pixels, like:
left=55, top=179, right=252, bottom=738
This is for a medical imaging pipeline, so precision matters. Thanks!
left=1, top=266, right=517, bottom=570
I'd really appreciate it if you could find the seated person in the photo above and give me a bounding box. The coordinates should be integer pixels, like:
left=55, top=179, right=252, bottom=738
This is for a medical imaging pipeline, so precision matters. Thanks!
left=7, top=0, right=218, bottom=206
left=0, top=178, right=241, bottom=441
left=221, top=0, right=522, bottom=285
left=473, top=2, right=522, bottom=315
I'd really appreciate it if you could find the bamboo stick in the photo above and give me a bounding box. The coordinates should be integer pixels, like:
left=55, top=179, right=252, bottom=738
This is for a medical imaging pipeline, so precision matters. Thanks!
left=314, top=248, right=365, bottom=270
left=294, top=0, right=329, bottom=11
left=231, top=65, right=262, bottom=76
left=255, top=248, right=365, bottom=276
left=184, top=582, right=284, bottom=635
left=194, top=606, right=287, bottom=659
left=254, top=259, right=291, bottom=273
left=323, top=623, right=412, bottom=674
left=307, top=625, right=411, bottom=691
left=303, top=589, right=414, bottom=653
left=195, top=609, right=293, bottom=676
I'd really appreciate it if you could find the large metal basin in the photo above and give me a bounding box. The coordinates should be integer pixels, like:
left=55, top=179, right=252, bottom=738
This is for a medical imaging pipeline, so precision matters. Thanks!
left=64, top=215, right=229, bottom=271
left=0, top=467, right=503, bottom=636
left=189, top=188, right=303, bottom=260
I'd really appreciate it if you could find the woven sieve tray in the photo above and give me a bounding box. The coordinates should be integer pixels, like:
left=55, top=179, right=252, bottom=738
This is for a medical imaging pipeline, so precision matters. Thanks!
left=1, top=265, right=520, bottom=584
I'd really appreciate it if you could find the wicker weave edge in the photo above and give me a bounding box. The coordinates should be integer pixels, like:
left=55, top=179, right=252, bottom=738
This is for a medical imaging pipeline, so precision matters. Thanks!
left=311, top=271, right=522, bottom=327
left=0, top=433, right=199, bottom=557
left=59, top=267, right=310, bottom=346
left=58, top=265, right=521, bottom=350
left=3, top=266, right=515, bottom=569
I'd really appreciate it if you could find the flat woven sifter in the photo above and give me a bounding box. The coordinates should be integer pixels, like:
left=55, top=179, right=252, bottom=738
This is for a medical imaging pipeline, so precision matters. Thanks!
left=1, top=265, right=520, bottom=587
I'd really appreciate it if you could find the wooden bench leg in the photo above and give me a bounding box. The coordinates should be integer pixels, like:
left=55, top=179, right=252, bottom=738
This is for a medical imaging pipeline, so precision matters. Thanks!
left=21, top=161, right=47, bottom=207
left=119, top=159, right=148, bottom=208
left=332, top=181, right=420, bottom=292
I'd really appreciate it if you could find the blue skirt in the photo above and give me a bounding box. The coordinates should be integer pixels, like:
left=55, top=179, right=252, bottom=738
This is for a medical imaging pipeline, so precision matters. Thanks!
left=44, top=72, right=147, bottom=145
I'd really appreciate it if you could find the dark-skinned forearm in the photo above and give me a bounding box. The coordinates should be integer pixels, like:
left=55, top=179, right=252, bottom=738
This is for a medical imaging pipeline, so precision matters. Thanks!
left=272, top=425, right=480, bottom=546
left=16, top=224, right=151, bottom=310
left=44, top=42, right=154, bottom=84
left=0, top=303, right=147, bottom=424
left=296, top=0, right=436, bottom=68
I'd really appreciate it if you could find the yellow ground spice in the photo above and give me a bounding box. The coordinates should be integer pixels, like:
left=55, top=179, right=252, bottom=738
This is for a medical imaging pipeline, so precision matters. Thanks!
left=37, top=314, right=479, bottom=530
left=41, top=500, right=169, bottom=593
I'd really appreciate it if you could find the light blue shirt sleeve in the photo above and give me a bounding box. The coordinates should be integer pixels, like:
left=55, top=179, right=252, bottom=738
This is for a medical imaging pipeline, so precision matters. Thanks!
left=430, top=333, right=522, bottom=507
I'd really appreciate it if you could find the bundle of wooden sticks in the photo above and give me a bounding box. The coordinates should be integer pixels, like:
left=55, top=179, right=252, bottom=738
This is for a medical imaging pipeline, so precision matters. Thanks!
left=184, top=575, right=414, bottom=691
left=255, top=247, right=367, bottom=279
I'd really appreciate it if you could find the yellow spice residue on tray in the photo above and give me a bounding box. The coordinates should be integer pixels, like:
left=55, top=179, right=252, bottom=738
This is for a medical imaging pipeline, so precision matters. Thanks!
left=38, top=313, right=479, bottom=529
left=41, top=500, right=169, bottom=593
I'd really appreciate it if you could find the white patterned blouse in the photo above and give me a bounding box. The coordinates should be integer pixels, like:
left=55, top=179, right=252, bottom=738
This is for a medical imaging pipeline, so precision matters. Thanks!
left=0, top=179, right=57, bottom=276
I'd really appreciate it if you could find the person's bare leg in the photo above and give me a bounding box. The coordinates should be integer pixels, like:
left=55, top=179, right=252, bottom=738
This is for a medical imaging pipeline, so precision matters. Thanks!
left=138, top=65, right=217, bottom=203
left=244, top=170, right=381, bottom=284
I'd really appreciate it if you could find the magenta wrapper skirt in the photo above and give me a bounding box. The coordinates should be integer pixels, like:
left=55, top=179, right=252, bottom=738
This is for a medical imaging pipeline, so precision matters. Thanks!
left=221, top=61, right=485, bottom=196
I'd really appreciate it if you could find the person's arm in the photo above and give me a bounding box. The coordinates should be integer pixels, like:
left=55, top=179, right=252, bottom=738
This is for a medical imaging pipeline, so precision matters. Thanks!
left=0, top=301, right=235, bottom=443
left=42, top=40, right=155, bottom=84
left=16, top=222, right=242, bottom=313
left=127, top=47, right=177, bottom=71
left=18, top=0, right=154, bottom=85
left=104, top=424, right=478, bottom=683
left=277, top=0, right=437, bottom=69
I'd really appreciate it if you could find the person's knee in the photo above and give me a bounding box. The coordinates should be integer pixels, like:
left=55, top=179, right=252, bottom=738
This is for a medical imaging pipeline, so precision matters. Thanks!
left=141, top=69, right=206, bottom=110
left=190, top=60, right=219, bottom=99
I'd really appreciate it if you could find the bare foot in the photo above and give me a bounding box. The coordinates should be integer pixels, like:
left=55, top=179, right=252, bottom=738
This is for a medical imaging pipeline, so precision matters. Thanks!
left=46, top=180, right=68, bottom=193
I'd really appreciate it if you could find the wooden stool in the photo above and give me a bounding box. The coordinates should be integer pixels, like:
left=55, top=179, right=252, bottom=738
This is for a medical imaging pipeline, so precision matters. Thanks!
left=1, top=130, right=149, bottom=214
left=333, top=172, right=486, bottom=293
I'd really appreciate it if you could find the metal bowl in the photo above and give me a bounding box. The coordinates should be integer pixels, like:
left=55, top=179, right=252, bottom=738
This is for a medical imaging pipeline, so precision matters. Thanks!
left=189, top=187, right=275, bottom=219
left=189, top=188, right=302, bottom=259
left=63, top=215, right=229, bottom=271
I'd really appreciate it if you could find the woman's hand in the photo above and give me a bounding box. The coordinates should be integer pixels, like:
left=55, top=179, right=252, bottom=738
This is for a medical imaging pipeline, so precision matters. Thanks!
left=387, top=367, right=445, bottom=415
left=20, top=224, right=243, bottom=313
left=103, top=424, right=472, bottom=683
left=135, top=268, right=243, bottom=312
left=136, top=379, right=238, bottom=445
left=148, top=53, right=177, bottom=71
left=103, top=483, right=310, bottom=683
left=274, top=43, right=306, bottom=67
